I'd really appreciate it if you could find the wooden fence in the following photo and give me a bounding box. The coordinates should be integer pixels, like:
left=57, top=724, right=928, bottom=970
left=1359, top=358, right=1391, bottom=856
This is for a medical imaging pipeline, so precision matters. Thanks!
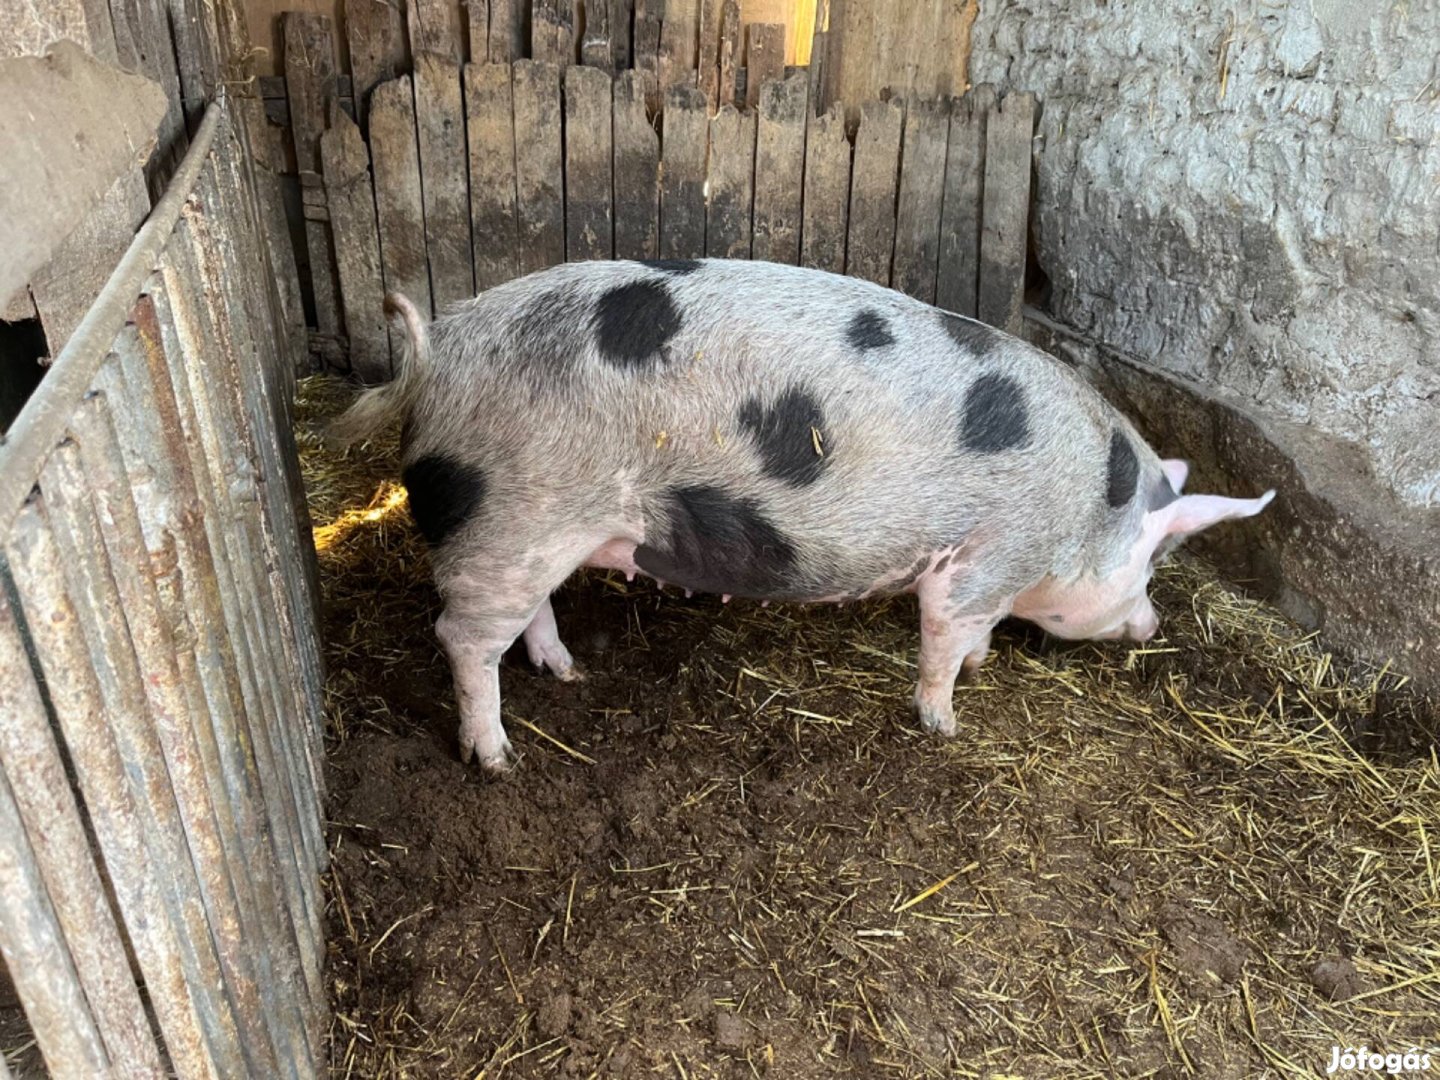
left=272, top=5, right=1035, bottom=382
left=0, top=97, right=327, bottom=1077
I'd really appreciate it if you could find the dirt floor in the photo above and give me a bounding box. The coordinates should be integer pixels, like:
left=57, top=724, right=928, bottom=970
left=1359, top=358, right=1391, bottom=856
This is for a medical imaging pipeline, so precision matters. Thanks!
left=297, top=377, right=1439, bottom=1080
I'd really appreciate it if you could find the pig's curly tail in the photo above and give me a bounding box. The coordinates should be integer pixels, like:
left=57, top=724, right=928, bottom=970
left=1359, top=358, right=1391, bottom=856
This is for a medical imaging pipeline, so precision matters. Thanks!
left=328, top=292, right=429, bottom=447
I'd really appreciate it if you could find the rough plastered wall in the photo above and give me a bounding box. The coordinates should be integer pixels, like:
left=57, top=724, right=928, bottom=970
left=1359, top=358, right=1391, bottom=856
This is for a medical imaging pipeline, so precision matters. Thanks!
left=969, top=0, right=1440, bottom=509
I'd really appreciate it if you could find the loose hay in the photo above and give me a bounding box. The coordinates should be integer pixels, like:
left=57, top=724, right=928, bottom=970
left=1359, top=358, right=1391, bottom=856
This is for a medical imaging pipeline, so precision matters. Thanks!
left=297, top=375, right=1440, bottom=1079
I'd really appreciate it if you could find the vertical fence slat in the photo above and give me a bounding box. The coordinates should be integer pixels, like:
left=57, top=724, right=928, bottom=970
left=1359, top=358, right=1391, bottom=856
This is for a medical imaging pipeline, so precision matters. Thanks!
left=705, top=104, right=756, bottom=259
left=658, top=0, right=698, bottom=94
left=978, top=89, right=1035, bottom=335
left=936, top=84, right=994, bottom=318
left=370, top=76, right=435, bottom=319
left=345, top=0, right=406, bottom=129
left=744, top=21, right=785, bottom=109
left=467, top=62, right=521, bottom=290
left=632, top=0, right=662, bottom=110
left=489, top=0, right=522, bottom=62
left=613, top=70, right=660, bottom=261
left=11, top=482, right=249, bottom=1078
left=659, top=84, right=708, bottom=261
left=846, top=97, right=903, bottom=285
left=800, top=101, right=851, bottom=273
left=565, top=65, right=615, bottom=261
left=513, top=60, right=567, bottom=275
left=414, top=53, right=476, bottom=309
left=0, top=584, right=164, bottom=1076
left=581, top=0, right=612, bottom=69
left=322, top=109, right=391, bottom=383
left=717, top=0, right=740, bottom=110
left=0, top=765, right=108, bottom=1078
left=893, top=97, right=952, bottom=303
left=407, top=0, right=457, bottom=60
left=752, top=70, right=808, bottom=265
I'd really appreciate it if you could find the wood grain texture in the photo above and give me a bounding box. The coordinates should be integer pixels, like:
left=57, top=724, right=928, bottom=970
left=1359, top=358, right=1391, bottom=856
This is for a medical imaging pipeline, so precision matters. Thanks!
left=488, top=0, right=523, bottom=61
left=512, top=60, right=566, bottom=274
left=717, top=0, right=741, bottom=108
left=565, top=65, right=614, bottom=260
left=743, top=21, right=784, bottom=109
left=751, top=70, right=807, bottom=265
left=658, top=84, right=708, bottom=260
left=892, top=96, right=951, bottom=303
left=659, top=0, right=698, bottom=93
left=414, top=53, right=474, bottom=307
left=368, top=76, right=433, bottom=317
left=705, top=105, right=756, bottom=259
left=609, top=0, right=634, bottom=69
left=345, top=0, right=405, bottom=128
left=612, top=70, right=660, bottom=260
left=845, top=96, right=901, bottom=285
left=935, top=82, right=993, bottom=316
left=283, top=12, right=335, bottom=174
left=822, top=0, right=976, bottom=119
left=800, top=100, right=850, bottom=273
left=580, top=0, right=613, bottom=69
left=632, top=0, right=663, bottom=110
left=320, top=109, right=389, bottom=381
left=465, top=62, right=519, bottom=290
left=407, top=0, right=457, bottom=59
left=467, top=0, right=489, bottom=61
left=978, top=89, right=1033, bottom=334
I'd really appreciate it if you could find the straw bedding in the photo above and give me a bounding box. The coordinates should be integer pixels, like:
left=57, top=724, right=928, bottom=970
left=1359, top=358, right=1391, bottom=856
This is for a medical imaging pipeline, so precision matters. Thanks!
left=297, top=375, right=1438, bottom=1079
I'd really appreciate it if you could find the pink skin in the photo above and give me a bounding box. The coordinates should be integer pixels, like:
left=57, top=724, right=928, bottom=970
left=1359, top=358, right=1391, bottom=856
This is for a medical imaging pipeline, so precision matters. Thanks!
left=448, top=466, right=1272, bottom=773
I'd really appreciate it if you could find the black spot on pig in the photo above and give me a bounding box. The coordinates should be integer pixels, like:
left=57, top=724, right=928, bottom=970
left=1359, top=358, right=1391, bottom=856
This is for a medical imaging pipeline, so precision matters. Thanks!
left=1106, top=430, right=1140, bottom=508
left=594, top=280, right=683, bottom=369
left=737, top=386, right=829, bottom=487
left=403, top=455, right=487, bottom=545
left=635, top=485, right=799, bottom=598
left=639, top=259, right=703, bottom=275
left=940, top=312, right=1002, bottom=356
left=847, top=309, right=895, bottom=351
left=1148, top=476, right=1180, bottom=511
left=959, top=373, right=1031, bottom=453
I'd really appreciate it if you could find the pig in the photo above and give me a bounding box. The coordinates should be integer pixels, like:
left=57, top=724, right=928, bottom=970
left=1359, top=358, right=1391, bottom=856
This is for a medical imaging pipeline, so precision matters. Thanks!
left=334, top=259, right=1275, bottom=773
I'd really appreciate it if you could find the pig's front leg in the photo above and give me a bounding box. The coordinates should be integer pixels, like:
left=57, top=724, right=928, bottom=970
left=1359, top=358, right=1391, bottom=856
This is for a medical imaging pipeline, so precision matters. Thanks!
left=435, top=604, right=535, bottom=772
left=522, top=596, right=583, bottom=681
left=913, top=582, right=1003, bottom=737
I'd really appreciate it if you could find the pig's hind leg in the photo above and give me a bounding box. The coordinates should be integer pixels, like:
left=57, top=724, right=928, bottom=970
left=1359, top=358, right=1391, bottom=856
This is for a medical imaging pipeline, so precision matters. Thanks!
left=912, top=577, right=1005, bottom=738
left=522, top=597, right=583, bottom=681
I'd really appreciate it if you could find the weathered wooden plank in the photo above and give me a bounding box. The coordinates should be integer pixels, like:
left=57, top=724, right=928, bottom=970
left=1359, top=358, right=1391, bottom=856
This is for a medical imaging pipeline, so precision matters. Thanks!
left=659, top=84, right=708, bottom=261
left=465, top=63, right=519, bottom=290
left=800, top=101, right=850, bottom=273
left=368, top=76, right=433, bottom=317
left=284, top=12, right=342, bottom=335
left=488, top=0, right=522, bottom=62
left=633, top=0, right=663, bottom=110
left=936, top=83, right=994, bottom=317
left=805, top=0, right=830, bottom=116
left=659, top=0, right=698, bottom=93
left=697, top=0, right=721, bottom=109
left=613, top=69, right=660, bottom=261
left=414, top=54, right=474, bottom=309
left=512, top=60, right=566, bottom=275
left=581, top=0, right=612, bottom=69
left=609, top=0, right=634, bottom=70
left=345, top=0, right=405, bottom=128
left=752, top=70, right=807, bottom=265
left=108, top=0, right=185, bottom=172
left=743, top=21, right=784, bottom=110
left=407, top=0, right=457, bottom=59
left=467, top=0, right=489, bottom=61
left=531, top=0, right=574, bottom=65
left=845, top=96, right=902, bottom=285
left=705, top=105, right=755, bottom=259
left=716, top=0, right=740, bottom=109
left=892, top=97, right=951, bottom=303
left=978, top=90, right=1034, bottom=334
left=321, top=108, right=389, bottom=383
left=565, top=65, right=614, bottom=260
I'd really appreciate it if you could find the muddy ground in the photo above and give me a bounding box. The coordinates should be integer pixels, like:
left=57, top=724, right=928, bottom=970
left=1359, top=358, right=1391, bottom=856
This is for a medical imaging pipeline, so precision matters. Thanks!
left=301, top=379, right=1439, bottom=1080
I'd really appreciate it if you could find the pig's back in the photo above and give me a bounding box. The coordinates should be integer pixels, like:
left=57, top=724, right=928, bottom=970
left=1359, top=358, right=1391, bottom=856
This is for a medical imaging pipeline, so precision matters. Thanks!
left=409, top=259, right=1144, bottom=595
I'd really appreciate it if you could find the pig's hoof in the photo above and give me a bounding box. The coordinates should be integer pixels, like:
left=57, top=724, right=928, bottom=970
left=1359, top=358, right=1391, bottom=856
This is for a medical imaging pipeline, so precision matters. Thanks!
left=552, top=659, right=586, bottom=683
left=914, top=699, right=958, bottom=738
left=459, top=731, right=518, bottom=774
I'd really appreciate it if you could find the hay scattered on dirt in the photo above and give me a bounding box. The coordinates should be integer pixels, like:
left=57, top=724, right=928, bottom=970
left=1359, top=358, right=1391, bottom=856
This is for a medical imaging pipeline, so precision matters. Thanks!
left=298, top=374, right=1439, bottom=1079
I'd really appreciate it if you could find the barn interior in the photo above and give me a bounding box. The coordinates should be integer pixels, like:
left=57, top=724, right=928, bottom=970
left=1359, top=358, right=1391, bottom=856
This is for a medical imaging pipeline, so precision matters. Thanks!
left=1, top=0, right=1438, bottom=1077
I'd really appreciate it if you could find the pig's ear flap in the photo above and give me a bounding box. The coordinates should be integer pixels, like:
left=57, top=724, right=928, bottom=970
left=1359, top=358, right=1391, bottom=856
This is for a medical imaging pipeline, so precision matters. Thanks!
left=1159, top=459, right=1189, bottom=493
left=1151, top=490, right=1276, bottom=540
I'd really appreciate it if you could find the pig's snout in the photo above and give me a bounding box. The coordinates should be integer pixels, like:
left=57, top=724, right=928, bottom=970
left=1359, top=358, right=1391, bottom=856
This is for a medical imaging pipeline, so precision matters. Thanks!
left=1125, top=599, right=1159, bottom=643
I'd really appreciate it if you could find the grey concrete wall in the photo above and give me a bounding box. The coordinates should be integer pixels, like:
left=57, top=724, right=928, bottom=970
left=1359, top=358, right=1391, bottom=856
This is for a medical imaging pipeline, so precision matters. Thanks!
left=970, top=0, right=1440, bottom=509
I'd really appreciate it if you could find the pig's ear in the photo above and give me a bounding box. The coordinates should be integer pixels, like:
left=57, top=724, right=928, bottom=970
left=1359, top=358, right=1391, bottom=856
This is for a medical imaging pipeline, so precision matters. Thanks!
left=1159, top=459, right=1189, bottom=493
left=1152, top=490, right=1276, bottom=539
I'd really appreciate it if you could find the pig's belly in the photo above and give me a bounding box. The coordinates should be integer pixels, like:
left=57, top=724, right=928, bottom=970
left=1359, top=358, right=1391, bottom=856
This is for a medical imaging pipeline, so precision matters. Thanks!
left=581, top=537, right=931, bottom=603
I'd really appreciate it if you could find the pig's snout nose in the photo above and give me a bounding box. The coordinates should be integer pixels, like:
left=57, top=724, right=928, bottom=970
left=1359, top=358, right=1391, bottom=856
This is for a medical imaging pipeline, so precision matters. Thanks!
left=1127, top=613, right=1159, bottom=642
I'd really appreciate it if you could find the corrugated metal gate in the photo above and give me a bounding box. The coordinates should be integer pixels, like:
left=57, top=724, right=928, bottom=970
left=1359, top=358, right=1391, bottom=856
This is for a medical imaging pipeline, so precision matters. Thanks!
left=0, top=97, right=327, bottom=1078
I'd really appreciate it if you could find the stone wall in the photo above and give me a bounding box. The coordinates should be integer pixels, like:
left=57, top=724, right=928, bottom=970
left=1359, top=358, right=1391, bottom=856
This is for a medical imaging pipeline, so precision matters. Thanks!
left=970, top=0, right=1440, bottom=508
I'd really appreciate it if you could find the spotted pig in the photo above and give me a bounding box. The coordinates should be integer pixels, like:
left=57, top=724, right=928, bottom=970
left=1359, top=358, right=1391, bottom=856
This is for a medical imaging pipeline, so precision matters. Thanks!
left=335, top=259, right=1275, bottom=772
